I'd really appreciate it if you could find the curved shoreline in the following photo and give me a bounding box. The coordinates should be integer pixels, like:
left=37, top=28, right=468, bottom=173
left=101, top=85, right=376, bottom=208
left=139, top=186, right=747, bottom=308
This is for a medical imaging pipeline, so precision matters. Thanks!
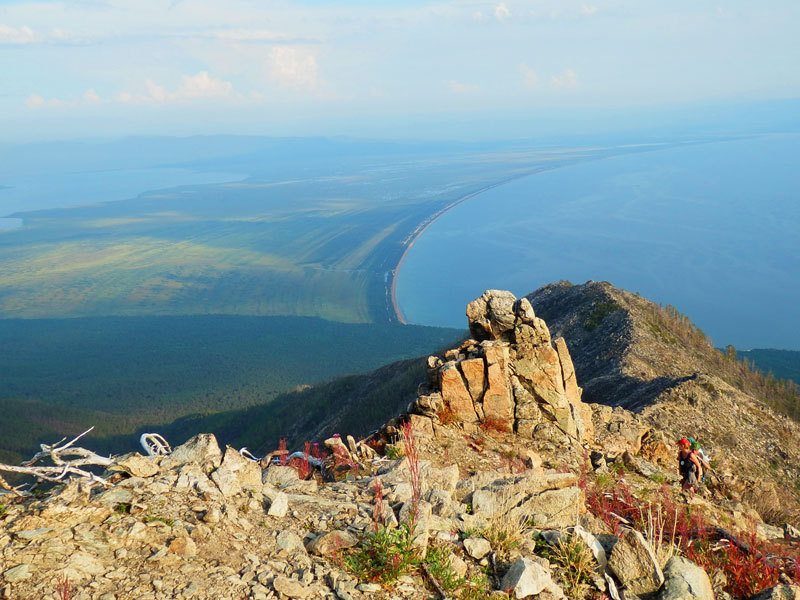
left=389, top=174, right=531, bottom=324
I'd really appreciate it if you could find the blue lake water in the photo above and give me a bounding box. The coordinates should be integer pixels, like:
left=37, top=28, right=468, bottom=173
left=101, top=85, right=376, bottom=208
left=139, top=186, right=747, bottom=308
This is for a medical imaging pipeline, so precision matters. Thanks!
left=0, top=167, right=245, bottom=225
left=396, top=134, right=800, bottom=350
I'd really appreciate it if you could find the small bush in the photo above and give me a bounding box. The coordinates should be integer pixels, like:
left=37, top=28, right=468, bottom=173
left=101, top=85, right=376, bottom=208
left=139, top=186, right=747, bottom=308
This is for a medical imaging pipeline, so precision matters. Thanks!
left=343, top=523, right=419, bottom=584
left=541, top=535, right=595, bottom=598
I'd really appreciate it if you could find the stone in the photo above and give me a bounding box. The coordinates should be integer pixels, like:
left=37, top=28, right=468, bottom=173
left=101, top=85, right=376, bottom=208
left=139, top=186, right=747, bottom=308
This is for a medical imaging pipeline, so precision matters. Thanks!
left=276, top=531, right=306, bottom=554
left=440, top=362, right=479, bottom=423
left=608, top=529, right=664, bottom=596
left=785, top=523, right=800, bottom=541
left=96, top=487, right=134, bottom=506
left=264, top=465, right=300, bottom=487
left=460, top=358, right=487, bottom=402
left=169, top=536, right=197, bottom=556
left=482, top=361, right=514, bottom=428
left=211, top=446, right=263, bottom=496
left=266, top=492, right=289, bottom=517
left=107, top=453, right=160, bottom=478
left=658, top=556, right=713, bottom=600
left=500, top=557, right=564, bottom=599
left=471, top=489, right=499, bottom=517
left=3, top=564, right=32, bottom=582
left=749, top=585, right=800, bottom=600
left=161, top=433, right=222, bottom=472
left=273, top=576, right=311, bottom=599
left=757, top=522, right=785, bottom=541
left=463, top=537, right=492, bottom=560
left=399, top=500, right=433, bottom=554
left=307, top=530, right=359, bottom=556
left=408, top=414, right=434, bottom=437
left=510, top=486, right=585, bottom=528
left=64, top=551, right=106, bottom=581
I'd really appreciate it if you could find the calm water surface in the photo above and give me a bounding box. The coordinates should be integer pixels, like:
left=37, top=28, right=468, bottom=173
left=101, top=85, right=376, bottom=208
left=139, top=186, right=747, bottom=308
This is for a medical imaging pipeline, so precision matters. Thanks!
left=0, top=167, right=244, bottom=221
left=396, top=134, right=800, bottom=350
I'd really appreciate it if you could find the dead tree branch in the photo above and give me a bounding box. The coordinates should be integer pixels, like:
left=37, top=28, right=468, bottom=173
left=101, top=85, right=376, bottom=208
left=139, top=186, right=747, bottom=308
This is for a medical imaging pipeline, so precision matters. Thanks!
left=0, top=427, right=112, bottom=496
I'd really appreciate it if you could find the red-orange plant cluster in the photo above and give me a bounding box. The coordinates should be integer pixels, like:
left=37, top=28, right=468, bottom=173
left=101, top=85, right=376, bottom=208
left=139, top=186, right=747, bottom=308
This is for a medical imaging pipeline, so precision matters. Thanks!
left=585, top=479, right=800, bottom=596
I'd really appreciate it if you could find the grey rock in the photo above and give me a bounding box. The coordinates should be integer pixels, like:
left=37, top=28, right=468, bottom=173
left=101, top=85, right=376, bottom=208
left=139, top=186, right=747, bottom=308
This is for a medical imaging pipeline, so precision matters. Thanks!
left=3, top=564, right=32, bottom=582
left=107, top=452, right=160, bottom=478
left=749, top=585, right=800, bottom=600
left=266, top=492, right=289, bottom=517
left=463, top=537, right=492, bottom=560
left=264, top=465, right=300, bottom=487
left=161, top=433, right=222, bottom=472
left=500, top=557, right=564, bottom=599
left=276, top=531, right=306, bottom=554
left=658, top=556, right=713, bottom=600
left=211, top=446, right=263, bottom=497
left=608, top=529, right=664, bottom=596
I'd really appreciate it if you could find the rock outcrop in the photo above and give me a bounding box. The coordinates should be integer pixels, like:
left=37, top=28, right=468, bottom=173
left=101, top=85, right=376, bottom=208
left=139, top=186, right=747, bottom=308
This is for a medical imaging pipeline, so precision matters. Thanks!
left=410, top=290, right=592, bottom=444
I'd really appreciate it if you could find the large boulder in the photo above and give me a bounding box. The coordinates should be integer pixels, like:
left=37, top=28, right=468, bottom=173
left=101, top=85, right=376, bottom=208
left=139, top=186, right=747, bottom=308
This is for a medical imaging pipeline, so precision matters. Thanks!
left=161, top=433, right=222, bottom=472
left=500, top=557, right=565, bottom=599
left=608, top=529, right=665, bottom=596
left=658, top=556, right=713, bottom=600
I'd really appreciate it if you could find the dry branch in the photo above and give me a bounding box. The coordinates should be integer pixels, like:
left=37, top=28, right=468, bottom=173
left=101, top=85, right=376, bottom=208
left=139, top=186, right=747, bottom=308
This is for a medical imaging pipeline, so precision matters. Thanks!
left=0, top=427, right=112, bottom=496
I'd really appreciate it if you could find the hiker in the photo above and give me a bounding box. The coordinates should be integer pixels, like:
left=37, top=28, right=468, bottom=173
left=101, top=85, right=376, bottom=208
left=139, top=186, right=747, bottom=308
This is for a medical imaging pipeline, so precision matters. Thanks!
left=689, top=438, right=711, bottom=479
left=677, top=437, right=703, bottom=494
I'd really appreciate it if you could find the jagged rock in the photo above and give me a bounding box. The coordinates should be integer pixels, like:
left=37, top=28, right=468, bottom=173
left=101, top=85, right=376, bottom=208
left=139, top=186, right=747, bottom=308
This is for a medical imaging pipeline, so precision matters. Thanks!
left=440, top=361, right=479, bottom=424
left=266, top=492, right=289, bottom=517
left=658, top=556, right=713, bottom=600
left=307, top=530, right=359, bottom=556
left=161, top=433, right=222, bottom=472
left=608, top=529, right=665, bottom=596
left=749, top=585, right=800, bottom=600
left=277, top=530, right=306, bottom=554
left=264, top=465, right=301, bottom=487
left=500, top=557, right=565, bottom=599
left=413, top=392, right=444, bottom=418
left=211, top=446, right=263, bottom=497
left=107, top=452, right=160, bottom=478
left=3, top=564, right=32, bottom=582
left=757, top=522, right=785, bottom=541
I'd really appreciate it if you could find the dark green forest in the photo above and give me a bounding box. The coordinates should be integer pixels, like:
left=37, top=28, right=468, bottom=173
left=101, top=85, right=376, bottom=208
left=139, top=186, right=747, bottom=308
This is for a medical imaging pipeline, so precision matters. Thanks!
left=737, top=349, right=800, bottom=384
left=0, top=316, right=461, bottom=461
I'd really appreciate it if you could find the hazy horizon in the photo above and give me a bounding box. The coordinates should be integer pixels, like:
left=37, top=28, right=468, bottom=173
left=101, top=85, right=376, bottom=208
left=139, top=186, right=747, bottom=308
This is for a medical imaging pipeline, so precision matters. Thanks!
left=2, top=1, right=799, bottom=142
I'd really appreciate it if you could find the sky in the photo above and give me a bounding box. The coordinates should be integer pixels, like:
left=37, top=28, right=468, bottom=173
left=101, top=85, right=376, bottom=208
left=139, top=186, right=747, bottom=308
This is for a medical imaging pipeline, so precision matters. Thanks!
left=1, top=0, right=799, bottom=142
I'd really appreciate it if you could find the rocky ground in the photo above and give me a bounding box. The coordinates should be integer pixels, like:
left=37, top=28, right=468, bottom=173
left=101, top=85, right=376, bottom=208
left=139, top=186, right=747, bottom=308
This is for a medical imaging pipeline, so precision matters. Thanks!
left=1, top=289, right=799, bottom=600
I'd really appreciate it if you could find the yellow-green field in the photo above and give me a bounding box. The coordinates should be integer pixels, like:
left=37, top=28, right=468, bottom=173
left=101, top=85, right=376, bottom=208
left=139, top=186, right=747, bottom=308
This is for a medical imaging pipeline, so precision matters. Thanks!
left=0, top=143, right=658, bottom=323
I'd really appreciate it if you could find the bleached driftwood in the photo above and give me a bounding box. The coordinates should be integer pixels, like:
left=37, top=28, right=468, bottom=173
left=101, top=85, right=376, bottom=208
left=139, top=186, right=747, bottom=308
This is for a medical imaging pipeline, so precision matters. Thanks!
left=140, top=433, right=171, bottom=457
left=0, top=427, right=112, bottom=496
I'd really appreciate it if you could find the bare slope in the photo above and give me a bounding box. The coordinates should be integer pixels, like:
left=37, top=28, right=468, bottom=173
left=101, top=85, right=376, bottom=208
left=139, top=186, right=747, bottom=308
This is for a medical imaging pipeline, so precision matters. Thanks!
left=528, top=280, right=800, bottom=492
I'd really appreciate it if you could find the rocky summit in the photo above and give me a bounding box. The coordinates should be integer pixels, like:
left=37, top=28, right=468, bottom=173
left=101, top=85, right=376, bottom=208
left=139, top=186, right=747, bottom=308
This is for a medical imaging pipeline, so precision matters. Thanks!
left=1, top=287, right=799, bottom=600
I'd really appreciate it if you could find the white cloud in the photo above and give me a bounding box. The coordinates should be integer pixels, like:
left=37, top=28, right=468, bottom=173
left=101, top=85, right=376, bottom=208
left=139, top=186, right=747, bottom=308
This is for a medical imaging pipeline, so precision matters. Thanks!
left=117, top=72, right=234, bottom=104
left=25, top=94, right=64, bottom=108
left=550, top=68, right=577, bottom=88
left=178, top=71, right=233, bottom=98
left=447, top=80, right=478, bottom=94
left=520, top=64, right=537, bottom=88
left=83, top=88, right=103, bottom=104
left=0, top=24, right=36, bottom=44
left=268, top=46, right=320, bottom=91
left=581, top=4, right=599, bottom=16
left=494, top=3, right=511, bottom=21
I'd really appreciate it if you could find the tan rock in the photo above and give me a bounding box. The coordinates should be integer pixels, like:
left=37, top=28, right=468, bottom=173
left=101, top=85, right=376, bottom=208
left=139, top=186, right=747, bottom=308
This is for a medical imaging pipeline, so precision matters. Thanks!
left=459, top=358, right=486, bottom=402
left=608, top=529, right=664, bottom=596
left=440, top=362, right=478, bottom=423
left=482, top=361, right=514, bottom=429
left=306, top=530, right=359, bottom=556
